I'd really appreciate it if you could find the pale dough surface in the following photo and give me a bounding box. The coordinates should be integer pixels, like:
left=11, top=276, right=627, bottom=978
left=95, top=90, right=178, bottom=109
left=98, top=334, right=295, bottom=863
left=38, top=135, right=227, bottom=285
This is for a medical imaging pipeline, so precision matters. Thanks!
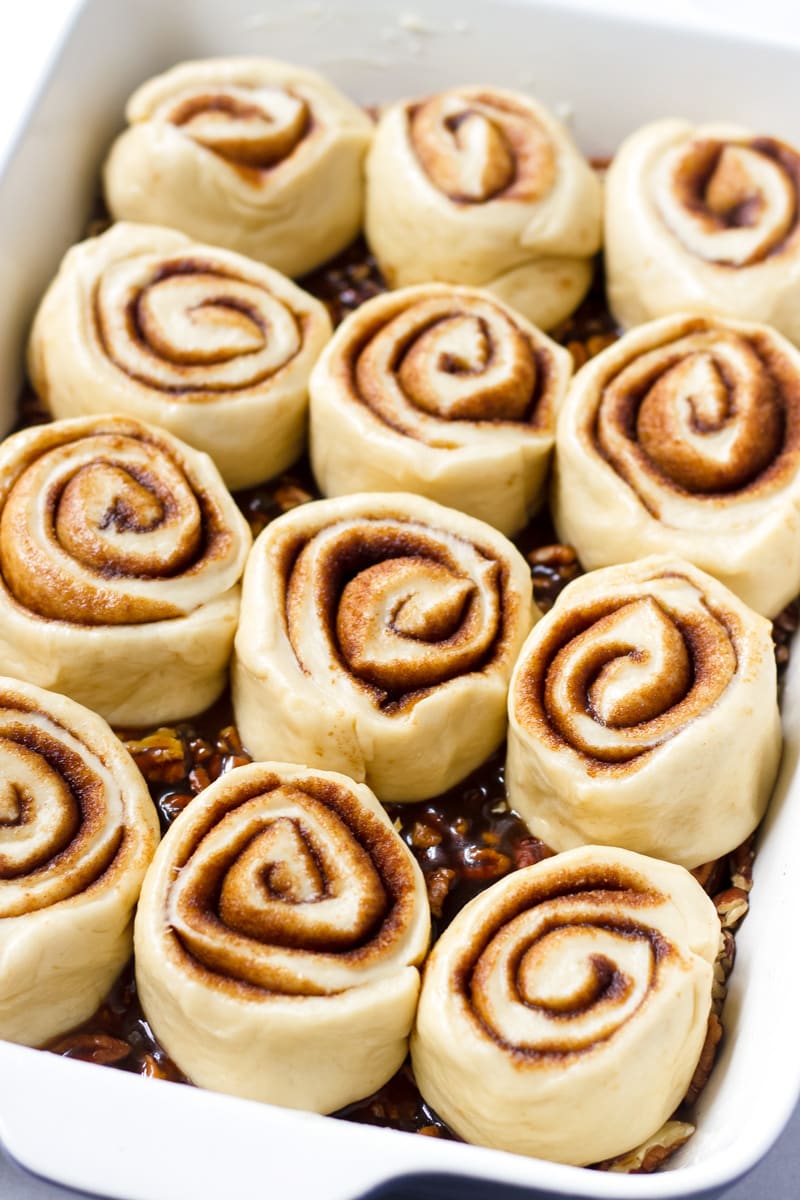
left=28, top=222, right=332, bottom=490
left=135, top=761, right=430, bottom=1112
left=412, top=844, right=719, bottom=1164
left=104, top=58, right=373, bottom=276
left=506, top=556, right=781, bottom=868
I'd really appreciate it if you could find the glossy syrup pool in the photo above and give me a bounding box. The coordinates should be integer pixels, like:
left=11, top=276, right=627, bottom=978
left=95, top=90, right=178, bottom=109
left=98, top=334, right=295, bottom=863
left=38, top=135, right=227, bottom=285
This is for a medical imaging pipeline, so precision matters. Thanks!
left=39, top=239, right=793, bottom=1168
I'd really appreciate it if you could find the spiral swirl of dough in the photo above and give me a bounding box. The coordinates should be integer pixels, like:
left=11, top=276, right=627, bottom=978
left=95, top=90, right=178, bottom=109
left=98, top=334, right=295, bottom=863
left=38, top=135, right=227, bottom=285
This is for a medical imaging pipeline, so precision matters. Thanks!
left=103, top=58, right=373, bottom=276
left=310, top=284, right=572, bottom=534
left=135, top=761, right=429, bottom=1111
left=506, top=556, right=781, bottom=868
left=0, top=415, right=251, bottom=724
left=233, top=493, right=536, bottom=801
left=365, top=86, right=602, bottom=330
left=554, top=313, right=800, bottom=616
left=411, top=845, right=719, bottom=1165
left=28, top=223, right=332, bottom=490
left=0, top=677, right=158, bottom=1046
left=605, top=120, right=800, bottom=341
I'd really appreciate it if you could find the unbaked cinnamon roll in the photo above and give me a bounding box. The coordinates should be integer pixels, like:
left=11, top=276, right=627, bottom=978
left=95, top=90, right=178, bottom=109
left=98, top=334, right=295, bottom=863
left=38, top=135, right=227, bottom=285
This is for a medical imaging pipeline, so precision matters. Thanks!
left=309, top=285, right=572, bottom=535
left=605, top=119, right=800, bottom=340
left=554, top=313, right=800, bottom=616
left=365, top=87, right=602, bottom=329
left=0, top=677, right=158, bottom=1047
left=103, top=58, right=373, bottom=276
left=28, top=223, right=332, bottom=490
left=506, top=556, right=780, bottom=868
left=0, top=415, right=251, bottom=725
left=135, top=761, right=429, bottom=1111
left=411, top=844, right=719, bottom=1165
left=233, top=493, right=536, bottom=801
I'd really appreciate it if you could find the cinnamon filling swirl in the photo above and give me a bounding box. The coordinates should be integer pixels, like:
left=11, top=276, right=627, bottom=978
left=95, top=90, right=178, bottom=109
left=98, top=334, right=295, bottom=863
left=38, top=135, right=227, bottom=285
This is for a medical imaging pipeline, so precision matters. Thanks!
left=409, top=90, right=557, bottom=205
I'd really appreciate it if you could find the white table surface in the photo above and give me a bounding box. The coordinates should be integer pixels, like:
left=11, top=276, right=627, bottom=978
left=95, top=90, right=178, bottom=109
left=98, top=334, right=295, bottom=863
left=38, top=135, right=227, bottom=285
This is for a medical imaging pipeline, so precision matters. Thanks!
left=2, top=0, right=800, bottom=1196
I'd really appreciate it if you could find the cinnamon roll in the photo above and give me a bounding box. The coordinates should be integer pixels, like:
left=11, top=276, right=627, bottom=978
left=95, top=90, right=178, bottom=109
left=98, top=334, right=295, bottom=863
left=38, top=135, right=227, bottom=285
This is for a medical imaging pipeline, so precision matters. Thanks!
left=365, top=86, right=602, bottom=329
left=309, top=285, right=572, bottom=535
left=605, top=119, right=800, bottom=340
left=28, top=223, right=332, bottom=490
left=554, top=313, right=800, bottom=616
left=0, top=677, right=158, bottom=1047
left=135, top=761, right=429, bottom=1111
left=506, top=556, right=781, bottom=868
left=232, top=493, right=536, bottom=801
left=0, top=415, right=251, bottom=725
left=103, top=58, right=373, bottom=276
left=411, top=844, right=719, bottom=1165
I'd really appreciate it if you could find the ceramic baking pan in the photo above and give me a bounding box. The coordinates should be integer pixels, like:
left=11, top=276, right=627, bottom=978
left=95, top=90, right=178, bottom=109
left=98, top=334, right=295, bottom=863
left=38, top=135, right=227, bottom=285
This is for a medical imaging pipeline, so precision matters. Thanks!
left=1, top=2, right=799, bottom=1197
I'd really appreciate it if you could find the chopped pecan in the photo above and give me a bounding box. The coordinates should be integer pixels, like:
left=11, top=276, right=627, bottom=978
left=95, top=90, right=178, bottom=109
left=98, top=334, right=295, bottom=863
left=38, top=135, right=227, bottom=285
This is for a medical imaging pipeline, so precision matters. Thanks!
left=418, top=1124, right=445, bottom=1137
left=461, top=846, right=512, bottom=880
left=410, top=821, right=442, bottom=850
left=713, top=886, right=750, bottom=931
left=527, top=543, right=578, bottom=569
left=514, top=836, right=555, bottom=869
left=586, top=333, right=618, bottom=358
left=598, top=1120, right=695, bottom=1174
left=50, top=1033, right=131, bottom=1065
left=122, top=728, right=187, bottom=784
left=685, top=1013, right=723, bottom=1107
left=425, top=867, right=456, bottom=918
left=274, top=482, right=314, bottom=512
left=690, top=855, right=728, bottom=896
left=729, top=837, right=755, bottom=893
left=567, top=339, right=589, bottom=369
left=188, top=766, right=211, bottom=794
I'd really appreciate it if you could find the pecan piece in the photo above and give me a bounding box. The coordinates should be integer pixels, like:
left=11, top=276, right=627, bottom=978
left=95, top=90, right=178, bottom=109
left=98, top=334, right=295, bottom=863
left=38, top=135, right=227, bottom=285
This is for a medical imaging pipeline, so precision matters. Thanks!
left=50, top=1033, right=131, bottom=1065
left=598, top=1121, right=695, bottom=1174
left=426, top=867, right=456, bottom=918
left=685, top=1012, right=723, bottom=1107
left=713, top=886, right=750, bottom=931
left=122, top=727, right=187, bottom=784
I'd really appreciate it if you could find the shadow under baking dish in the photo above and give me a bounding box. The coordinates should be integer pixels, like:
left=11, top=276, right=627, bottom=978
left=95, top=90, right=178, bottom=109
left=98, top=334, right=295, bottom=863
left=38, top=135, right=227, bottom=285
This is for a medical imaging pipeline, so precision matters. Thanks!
left=2, top=2, right=800, bottom=1199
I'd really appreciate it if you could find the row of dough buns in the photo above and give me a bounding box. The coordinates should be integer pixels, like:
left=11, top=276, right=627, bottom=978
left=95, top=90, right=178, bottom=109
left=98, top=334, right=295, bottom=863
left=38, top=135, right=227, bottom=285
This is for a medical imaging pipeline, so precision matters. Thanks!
left=0, top=404, right=780, bottom=869
left=103, top=60, right=604, bottom=330
left=31, top=232, right=800, bottom=619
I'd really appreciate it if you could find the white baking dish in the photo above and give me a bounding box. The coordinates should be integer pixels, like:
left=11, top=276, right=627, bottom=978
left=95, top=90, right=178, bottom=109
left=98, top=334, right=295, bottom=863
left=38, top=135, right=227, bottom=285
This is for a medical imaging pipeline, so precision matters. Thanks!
left=2, top=1, right=800, bottom=1196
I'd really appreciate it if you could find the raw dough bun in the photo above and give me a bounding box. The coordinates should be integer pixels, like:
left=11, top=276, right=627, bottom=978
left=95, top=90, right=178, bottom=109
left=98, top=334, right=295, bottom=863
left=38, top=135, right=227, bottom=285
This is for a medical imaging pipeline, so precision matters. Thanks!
left=0, top=415, right=251, bottom=725
left=0, top=677, right=158, bottom=1046
left=28, top=222, right=332, bottom=490
left=412, top=844, right=719, bottom=1165
left=553, top=312, right=800, bottom=616
left=365, top=86, right=602, bottom=329
left=506, top=556, right=780, bottom=868
left=310, top=283, right=572, bottom=535
left=104, top=58, right=373, bottom=276
left=605, top=118, right=800, bottom=341
left=233, top=492, right=536, bottom=801
left=135, top=761, right=429, bottom=1111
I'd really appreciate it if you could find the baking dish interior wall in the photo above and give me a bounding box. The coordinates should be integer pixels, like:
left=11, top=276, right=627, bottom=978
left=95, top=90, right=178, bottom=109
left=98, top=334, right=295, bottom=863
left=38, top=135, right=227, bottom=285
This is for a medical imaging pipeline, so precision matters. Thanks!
left=1, top=0, right=800, bottom=1182
left=3, top=0, right=800, bottom=438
